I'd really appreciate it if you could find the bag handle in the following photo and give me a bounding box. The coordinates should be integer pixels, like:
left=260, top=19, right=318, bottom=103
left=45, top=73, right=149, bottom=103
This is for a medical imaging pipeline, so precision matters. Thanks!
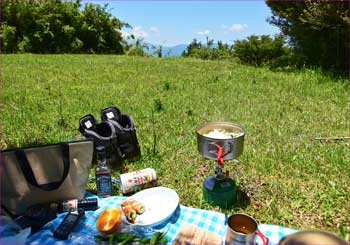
left=14, top=143, right=70, bottom=191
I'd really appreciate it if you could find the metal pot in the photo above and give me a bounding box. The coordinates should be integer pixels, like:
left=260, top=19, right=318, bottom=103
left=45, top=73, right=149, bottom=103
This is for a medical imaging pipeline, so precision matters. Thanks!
left=279, top=230, right=348, bottom=245
left=196, top=122, right=245, bottom=161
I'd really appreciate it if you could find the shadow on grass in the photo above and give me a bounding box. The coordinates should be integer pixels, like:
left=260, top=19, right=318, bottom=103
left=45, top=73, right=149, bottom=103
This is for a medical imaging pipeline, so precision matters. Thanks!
left=217, top=186, right=251, bottom=212
left=233, top=187, right=251, bottom=209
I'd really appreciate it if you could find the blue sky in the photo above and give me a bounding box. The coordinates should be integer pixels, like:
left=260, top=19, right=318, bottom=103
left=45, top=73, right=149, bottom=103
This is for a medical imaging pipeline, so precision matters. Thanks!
left=84, top=1, right=280, bottom=46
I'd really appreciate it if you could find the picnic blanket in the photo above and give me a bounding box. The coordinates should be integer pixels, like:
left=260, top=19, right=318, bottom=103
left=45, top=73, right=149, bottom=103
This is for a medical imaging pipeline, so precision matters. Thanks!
left=7, top=194, right=297, bottom=244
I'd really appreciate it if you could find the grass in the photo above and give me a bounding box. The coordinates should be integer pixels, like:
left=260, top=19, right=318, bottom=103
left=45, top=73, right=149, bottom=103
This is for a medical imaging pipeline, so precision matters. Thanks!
left=1, top=54, right=349, bottom=236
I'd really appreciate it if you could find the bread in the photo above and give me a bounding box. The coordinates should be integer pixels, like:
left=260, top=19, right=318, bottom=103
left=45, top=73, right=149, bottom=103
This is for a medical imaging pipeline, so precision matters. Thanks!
left=173, top=224, right=223, bottom=245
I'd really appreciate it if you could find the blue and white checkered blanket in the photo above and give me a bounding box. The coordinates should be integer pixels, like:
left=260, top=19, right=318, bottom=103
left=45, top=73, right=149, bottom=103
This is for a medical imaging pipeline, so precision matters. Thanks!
left=18, top=194, right=297, bottom=244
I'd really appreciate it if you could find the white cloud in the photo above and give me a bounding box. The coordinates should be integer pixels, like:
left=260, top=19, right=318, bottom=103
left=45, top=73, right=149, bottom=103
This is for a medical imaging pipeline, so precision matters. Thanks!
left=197, top=30, right=211, bottom=36
left=122, top=26, right=160, bottom=39
left=150, top=26, right=159, bottom=33
left=131, top=26, right=148, bottom=39
left=228, top=24, right=248, bottom=31
left=149, top=26, right=160, bottom=37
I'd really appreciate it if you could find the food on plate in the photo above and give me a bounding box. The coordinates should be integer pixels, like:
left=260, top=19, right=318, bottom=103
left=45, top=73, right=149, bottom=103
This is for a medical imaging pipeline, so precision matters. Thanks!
left=96, top=207, right=122, bottom=234
left=121, top=199, right=145, bottom=223
left=121, top=204, right=137, bottom=223
left=204, top=129, right=242, bottom=139
left=129, top=199, right=146, bottom=214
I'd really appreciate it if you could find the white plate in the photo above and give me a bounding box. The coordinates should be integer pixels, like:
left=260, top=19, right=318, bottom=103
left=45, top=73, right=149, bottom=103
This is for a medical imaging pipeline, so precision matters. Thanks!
left=122, top=187, right=179, bottom=227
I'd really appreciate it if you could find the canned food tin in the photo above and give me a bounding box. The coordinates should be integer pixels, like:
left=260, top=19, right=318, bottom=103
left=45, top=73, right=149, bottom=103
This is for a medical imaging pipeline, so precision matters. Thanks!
left=120, top=168, right=157, bottom=194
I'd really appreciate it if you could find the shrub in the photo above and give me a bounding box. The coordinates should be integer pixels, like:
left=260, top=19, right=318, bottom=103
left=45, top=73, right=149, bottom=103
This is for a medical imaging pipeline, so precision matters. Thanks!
left=125, top=39, right=150, bottom=57
left=1, top=0, right=127, bottom=54
left=182, top=38, right=234, bottom=60
left=233, top=34, right=291, bottom=67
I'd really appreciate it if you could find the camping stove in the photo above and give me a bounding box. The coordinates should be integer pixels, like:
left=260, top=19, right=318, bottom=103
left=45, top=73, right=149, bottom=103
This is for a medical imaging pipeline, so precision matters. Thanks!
left=196, top=122, right=245, bottom=208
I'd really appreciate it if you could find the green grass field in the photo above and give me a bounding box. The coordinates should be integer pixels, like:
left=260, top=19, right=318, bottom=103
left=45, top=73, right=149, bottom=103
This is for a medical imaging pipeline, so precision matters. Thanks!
left=1, top=54, right=349, bottom=235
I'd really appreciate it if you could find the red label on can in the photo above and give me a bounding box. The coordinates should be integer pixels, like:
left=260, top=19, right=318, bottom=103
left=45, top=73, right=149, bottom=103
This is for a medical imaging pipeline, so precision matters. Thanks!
left=120, top=168, right=157, bottom=194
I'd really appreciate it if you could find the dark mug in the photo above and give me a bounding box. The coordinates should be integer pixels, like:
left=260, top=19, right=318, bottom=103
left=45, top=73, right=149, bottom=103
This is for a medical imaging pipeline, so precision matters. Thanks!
left=279, top=229, right=348, bottom=245
left=225, top=213, right=269, bottom=245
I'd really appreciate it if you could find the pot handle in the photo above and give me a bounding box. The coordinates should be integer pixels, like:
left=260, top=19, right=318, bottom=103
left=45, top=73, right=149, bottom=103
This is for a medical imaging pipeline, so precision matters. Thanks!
left=208, top=141, right=234, bottom=156
left=257, top=229, right=269, bottom=245
left=227, top=138, right=235, bottom=155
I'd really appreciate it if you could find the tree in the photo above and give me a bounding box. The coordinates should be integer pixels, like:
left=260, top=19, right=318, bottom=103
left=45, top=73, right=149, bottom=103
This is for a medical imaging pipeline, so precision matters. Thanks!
left=79, top=2, right=126, bottom=53
left=233, top=34, right=290, bottom=67
left=266, top=0, right=350, bottom=74
left=182, top=39, right=202, bottom=57
left=0, top=0, right=128, bottom=54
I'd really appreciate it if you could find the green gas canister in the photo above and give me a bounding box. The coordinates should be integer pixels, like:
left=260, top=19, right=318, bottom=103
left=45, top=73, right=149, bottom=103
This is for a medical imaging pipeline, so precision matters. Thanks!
left=202, top=174, right=237, bottom=208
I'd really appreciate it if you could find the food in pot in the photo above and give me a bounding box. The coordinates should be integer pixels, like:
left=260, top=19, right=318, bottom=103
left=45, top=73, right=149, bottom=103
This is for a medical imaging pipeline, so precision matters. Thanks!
left=204, top=129, right=242, bottom=139
left=96, top=207, right=122, bottom=234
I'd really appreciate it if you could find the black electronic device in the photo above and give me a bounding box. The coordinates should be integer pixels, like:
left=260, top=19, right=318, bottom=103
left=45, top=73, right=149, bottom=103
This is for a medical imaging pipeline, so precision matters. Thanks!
left=53, top=209, right=84, bottom=240
left=15, top=204, right=57, bottom=234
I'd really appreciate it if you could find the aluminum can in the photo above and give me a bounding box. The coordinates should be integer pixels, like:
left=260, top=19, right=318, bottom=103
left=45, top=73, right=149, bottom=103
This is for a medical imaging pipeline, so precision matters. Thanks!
left=120, top=168, right=157, bottom=194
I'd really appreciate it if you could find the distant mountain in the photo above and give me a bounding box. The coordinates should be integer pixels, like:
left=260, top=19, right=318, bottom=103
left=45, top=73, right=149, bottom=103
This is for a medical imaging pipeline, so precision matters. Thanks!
left=141, top=42, right=224, bottom=57
left=148, top=43, right=221, bottom=57
left=162, top=44, right=187, bottom=57
left=146, top=44, right=187, bottom=57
